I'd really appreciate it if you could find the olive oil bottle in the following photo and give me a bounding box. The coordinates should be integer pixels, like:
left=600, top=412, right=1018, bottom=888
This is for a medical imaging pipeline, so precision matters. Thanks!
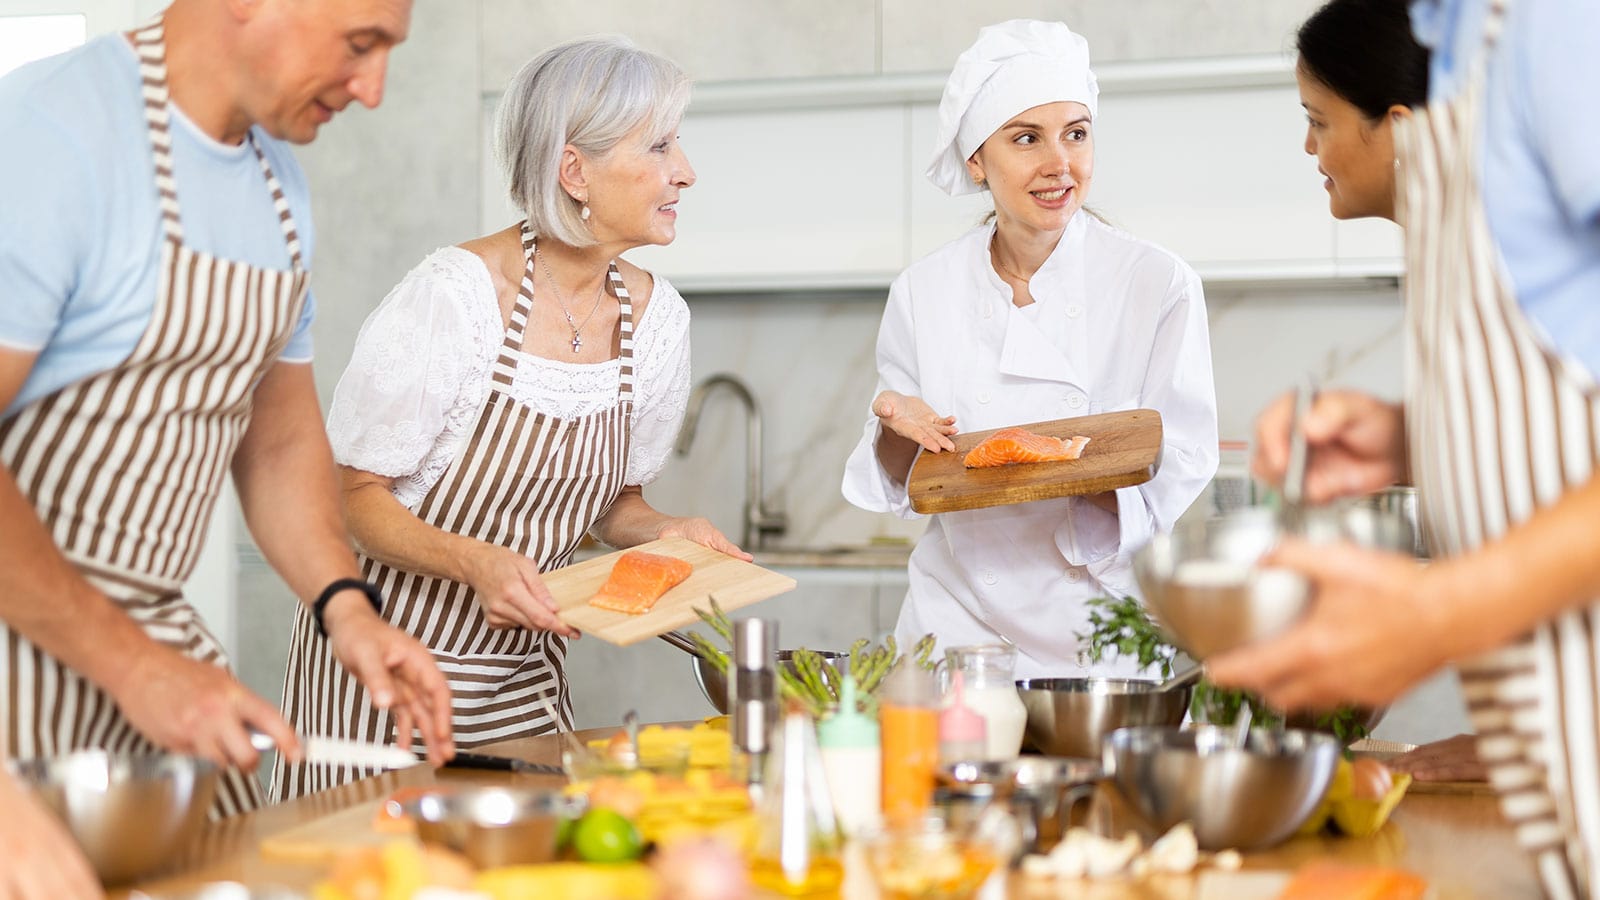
left=750, top=701, right=843, bottom=895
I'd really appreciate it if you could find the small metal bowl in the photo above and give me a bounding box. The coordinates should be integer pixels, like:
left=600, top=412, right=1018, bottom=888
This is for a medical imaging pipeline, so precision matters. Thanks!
left=9, top=750, right=218, bottom=885
left=392, top=786, right=585, bottom=868
left=1015, top=677, right=1192, bottom=759
left=937, top=756, right=1102, bottom=856
left=1105, top=725, right=1340, bottom=850
left=693, top=649, right=847, bottom=715
left=1134, top=504, right=1416, bottom=659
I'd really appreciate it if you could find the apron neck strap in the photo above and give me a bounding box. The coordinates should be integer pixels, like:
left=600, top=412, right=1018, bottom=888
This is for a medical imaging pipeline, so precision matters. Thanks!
left=125, top=18, right=306, bottom=268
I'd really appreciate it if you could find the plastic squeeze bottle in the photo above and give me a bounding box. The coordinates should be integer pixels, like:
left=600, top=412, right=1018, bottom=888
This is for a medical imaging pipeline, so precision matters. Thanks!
left=938, top=670, right=988, bottom=765
left=879, top=661, right=940, bottom=825
left=817, top=675, right=882, bottom=838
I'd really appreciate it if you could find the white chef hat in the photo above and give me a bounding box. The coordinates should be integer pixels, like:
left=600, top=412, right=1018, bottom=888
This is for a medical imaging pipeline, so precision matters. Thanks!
left=926, top=20, right=1099, bottom=196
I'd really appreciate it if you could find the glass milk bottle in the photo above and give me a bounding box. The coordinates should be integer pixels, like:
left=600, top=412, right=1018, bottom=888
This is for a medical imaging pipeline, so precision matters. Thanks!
left=937, top=644, right=1027, bottom=760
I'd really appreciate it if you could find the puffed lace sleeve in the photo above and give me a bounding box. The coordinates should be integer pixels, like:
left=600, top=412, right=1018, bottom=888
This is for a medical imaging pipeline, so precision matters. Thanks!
left=626, top=275, right=692, bottom=485
left=326, top=249, right=501, bottom=480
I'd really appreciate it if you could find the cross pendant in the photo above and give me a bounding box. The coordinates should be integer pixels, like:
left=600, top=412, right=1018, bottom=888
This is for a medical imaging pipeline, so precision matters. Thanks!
left=571, top=333, right=582, bottom=353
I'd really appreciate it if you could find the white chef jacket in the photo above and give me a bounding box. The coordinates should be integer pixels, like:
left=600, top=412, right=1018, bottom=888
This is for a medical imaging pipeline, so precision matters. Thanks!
left=842, top=214, right=1218, bottom=680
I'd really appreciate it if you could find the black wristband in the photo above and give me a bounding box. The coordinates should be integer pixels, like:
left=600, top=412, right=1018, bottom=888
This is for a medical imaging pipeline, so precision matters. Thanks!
left=312, top=578, right=384, bottom=638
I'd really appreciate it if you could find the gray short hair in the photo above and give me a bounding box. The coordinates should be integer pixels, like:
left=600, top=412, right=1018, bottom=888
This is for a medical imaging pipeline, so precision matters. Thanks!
left=495, top=37, right=691, bottom=248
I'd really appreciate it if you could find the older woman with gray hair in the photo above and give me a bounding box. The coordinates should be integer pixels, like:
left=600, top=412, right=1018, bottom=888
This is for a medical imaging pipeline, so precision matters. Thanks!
left=271, top=36, right=744, bottom=799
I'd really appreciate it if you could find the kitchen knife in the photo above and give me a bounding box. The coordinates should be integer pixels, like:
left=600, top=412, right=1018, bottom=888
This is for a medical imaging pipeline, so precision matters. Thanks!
left=443, top=750, right=564, bottom=776
left=249, top=729, right=420, bottom=770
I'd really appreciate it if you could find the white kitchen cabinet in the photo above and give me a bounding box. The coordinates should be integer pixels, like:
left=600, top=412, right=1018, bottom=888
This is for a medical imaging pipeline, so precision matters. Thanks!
left=483, top=56, right=1403, bottom=292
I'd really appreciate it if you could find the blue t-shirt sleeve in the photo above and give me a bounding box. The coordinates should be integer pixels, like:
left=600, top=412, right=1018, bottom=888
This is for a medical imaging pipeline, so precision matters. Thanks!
left=269, top=141, right=316, bottom=362
left=1521, top=0, right=1600, bottom=226
left=0, top=98, right=94, bottom=351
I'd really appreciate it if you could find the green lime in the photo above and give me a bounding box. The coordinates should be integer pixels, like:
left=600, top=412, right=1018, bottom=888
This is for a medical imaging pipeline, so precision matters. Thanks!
left=572, top=808, right=644, bottom=863
left=556, top=814, right=575, bottom=851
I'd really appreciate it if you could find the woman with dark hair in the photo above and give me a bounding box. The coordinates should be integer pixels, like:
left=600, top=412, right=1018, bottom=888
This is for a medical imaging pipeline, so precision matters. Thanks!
left=1295, top=0, right=1429, bottom=221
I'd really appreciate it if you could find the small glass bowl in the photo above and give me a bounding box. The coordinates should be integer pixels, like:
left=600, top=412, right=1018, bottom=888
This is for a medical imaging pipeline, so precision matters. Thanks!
left=562, top=743, right=692, bottom=781
left=861, top=816, right=1001, bottom=900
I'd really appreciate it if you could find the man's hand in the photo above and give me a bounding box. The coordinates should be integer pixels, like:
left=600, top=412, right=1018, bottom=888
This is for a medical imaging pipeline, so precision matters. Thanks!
left=109, top=642, right=301, bottom=770
left=1205, top=538, right=1451, bottom=710
left=1252, top=389, right=1406, bottom=503
left=322, top=594, right=457, bottom=765
left=0, top=767, right=103, bottom=900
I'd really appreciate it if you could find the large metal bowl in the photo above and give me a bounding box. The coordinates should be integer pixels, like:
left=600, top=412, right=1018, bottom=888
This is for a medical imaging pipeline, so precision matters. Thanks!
left=1134, top=504, right=1416, bottom=659
left=9, top=750, right=218, bottom=884
left=693, top=649, right=847, bottom=715
left=1015, top=677, right=1192, bottom=758
left=392, top=785, right=584, bottom=868
left=1105, top=725, right=1340, bottom=850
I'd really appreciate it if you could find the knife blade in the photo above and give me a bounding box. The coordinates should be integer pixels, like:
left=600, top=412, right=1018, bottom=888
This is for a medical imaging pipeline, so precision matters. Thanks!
left=249, top=729, right=421, bottom=770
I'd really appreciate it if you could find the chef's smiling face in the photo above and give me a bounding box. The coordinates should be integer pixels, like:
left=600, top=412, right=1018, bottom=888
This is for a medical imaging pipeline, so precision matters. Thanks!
left=1297, top=62, right=1402, bottom=222
left=581, top=119, right=697, bottom=249
left=242, top=0, right=412, bottom=144
left=966, top=101, right=1095, bottom=236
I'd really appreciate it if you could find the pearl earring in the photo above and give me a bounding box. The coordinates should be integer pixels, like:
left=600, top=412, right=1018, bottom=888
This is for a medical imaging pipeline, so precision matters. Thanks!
left=581, top=204, right=591, bottom=222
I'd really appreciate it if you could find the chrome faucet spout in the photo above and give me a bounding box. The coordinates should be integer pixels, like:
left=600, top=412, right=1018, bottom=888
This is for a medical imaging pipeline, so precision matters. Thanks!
left=673, top=373, right=787, bottom=549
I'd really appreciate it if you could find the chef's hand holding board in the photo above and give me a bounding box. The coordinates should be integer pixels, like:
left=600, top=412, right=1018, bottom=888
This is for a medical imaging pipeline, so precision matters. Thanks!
left=906, top=410, right=1164, bottom=513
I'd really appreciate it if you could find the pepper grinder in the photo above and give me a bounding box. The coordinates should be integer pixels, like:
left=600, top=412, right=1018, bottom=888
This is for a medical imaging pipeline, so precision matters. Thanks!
left=730, top=617, right=779, bottom=791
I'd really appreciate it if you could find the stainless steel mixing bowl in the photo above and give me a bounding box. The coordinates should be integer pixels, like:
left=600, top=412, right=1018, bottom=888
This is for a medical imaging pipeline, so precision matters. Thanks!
left=1134, top=504, right=1416, bottom=659
left=1104, top=725, right=1340, bottom=850
left=692, top=649, right=847, bottom=714
left=392, top=785, right=585, bottom=868
left=9, top=750, right=218, bottom=884
left=1015, top=677, right=1192, bottom=759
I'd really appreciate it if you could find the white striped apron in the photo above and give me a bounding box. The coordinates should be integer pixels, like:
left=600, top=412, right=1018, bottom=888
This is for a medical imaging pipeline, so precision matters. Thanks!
left=0, top=20, right=309, bottom=818
left=271, top=223, right=635, bottom=799
left=1397, top=1, right=1600, bottom=895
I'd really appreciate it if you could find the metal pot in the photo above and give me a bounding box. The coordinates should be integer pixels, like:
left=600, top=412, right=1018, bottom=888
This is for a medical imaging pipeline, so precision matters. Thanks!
left=692, top=650, right=848, bottom=715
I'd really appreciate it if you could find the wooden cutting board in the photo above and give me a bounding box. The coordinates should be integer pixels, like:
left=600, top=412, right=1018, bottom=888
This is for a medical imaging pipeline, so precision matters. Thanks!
left=548, top=538, right=796, bottom=646
left=907, top=409, right=1164, bottom=514
left=260, top=802, right=393, bottom=863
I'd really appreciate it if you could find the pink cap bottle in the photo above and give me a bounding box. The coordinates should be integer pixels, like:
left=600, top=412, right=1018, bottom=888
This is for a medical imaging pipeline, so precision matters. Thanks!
left=938, top=670, right=988, bottom=764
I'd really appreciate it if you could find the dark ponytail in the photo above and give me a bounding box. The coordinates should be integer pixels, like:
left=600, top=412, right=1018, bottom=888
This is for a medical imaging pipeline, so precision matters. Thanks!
left=1297, top=0, right=1429, bottom=120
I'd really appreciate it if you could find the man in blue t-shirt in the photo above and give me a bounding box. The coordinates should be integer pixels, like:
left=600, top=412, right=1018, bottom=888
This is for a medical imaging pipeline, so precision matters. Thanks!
left=0, top=2, right=453, bottom=887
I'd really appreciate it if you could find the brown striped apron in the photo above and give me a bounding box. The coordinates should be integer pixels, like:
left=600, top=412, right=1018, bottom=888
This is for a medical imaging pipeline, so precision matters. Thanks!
left=271, top=223, right=636, bottom=799
left=1397, top=0, right=1600, bottom=895
left=0, top=20, right=309, bottom=818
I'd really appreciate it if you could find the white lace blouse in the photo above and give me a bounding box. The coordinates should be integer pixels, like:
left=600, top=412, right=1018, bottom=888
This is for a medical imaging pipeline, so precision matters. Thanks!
left=327, top=247, right=692, bottom=510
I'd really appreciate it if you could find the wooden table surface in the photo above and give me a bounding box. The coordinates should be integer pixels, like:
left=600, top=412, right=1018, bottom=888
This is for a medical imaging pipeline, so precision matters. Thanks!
left=118, top=726, right=1543, bottom=899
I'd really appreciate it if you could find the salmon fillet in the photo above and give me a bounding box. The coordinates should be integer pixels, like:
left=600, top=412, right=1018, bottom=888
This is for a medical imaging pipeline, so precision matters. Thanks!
left=1276, top=863, right=1428, bottom=900
left=589, top=550, right=694, bottom=615
left=963, top=427, right=1091, bottom=468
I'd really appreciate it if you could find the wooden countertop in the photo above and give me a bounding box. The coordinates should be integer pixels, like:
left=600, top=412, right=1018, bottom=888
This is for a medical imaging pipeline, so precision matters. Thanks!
left=120, top=727, right=1541, bottom=899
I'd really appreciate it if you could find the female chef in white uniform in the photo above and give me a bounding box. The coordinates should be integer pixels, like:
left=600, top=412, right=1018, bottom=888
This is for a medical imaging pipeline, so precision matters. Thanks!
left=842, top=20, right=1218, bottom=679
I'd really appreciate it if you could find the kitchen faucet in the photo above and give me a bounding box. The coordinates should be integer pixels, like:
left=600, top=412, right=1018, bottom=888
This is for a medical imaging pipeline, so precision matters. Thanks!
left=674, top=372, right=788, bottom=550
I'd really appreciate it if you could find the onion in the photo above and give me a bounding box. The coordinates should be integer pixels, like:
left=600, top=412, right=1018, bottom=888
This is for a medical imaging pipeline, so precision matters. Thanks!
left=652, top=838, right=751, bottom=900
left=1351, top=758, right=1395, bottom=801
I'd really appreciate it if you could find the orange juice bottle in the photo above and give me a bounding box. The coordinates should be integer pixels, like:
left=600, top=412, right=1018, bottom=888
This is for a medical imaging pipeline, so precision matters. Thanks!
left=879, top=661, right=940, bottom=823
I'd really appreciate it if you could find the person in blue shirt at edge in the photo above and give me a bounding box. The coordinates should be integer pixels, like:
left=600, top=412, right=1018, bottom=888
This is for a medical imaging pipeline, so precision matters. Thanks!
left=1211, top=0, right=1600, bottom=894
left=0, top=1, right=455, bottom=893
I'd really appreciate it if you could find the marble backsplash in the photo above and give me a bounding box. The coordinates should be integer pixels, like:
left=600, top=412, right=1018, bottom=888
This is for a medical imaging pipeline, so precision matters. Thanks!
left=640, top=279, right=1406, bottom=552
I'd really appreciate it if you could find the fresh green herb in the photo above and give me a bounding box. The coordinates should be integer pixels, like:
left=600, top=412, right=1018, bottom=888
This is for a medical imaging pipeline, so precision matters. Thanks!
left=1074, top=595, right=1370, bottom=747
left=1075, top=595, right=1176, bottom=679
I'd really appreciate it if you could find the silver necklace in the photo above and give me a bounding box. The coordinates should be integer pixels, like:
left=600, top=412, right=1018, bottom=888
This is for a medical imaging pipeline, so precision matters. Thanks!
left=537, top=250, right=606, bottom=353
